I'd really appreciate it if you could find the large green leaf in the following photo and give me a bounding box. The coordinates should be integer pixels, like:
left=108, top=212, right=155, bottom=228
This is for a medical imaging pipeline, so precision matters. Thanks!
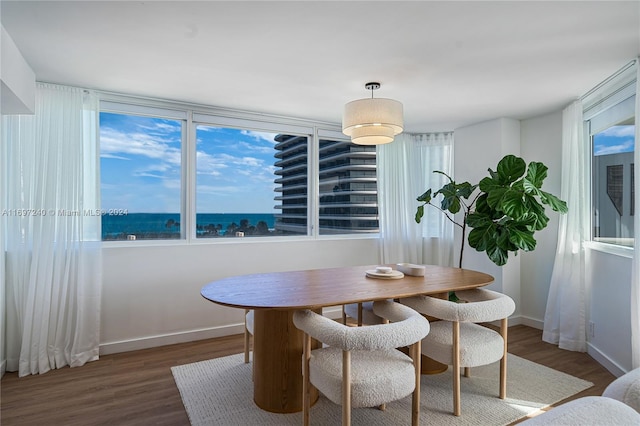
left=497, top=189, right=527, bottom=219
left=415, top=205, right=425, bottom=223
left=486, top=187, right=508, bottom=209
left=478, top=176, right=502, bottom=193
left=496, top=155, right=526, bottom=184
left=440, top=194, right=461, bottom=214
left=456, top=182, right=477, bottom=199
left=466, top=211, right=493, bottom=228
left=526, top=162, right=548, bottom=188
left=474, top=193, right=503, bottom=220
left=522, top=178, right=542, bottom=195
left=416, top=188, right=432, bottom=203
left=523, top=198, right=550, bottom=230
left=468, top=224, right=497, bottom=251
left=434, top=183, right=461, bottom=213
left=507, top=226, right=537, bottom=251
left=540, top=190, right=569, bottom=213
left=486, top=244, right=509, bottom=266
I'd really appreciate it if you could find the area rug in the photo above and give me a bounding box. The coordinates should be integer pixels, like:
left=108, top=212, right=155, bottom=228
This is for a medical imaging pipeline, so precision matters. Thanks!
left=171, top=353, right=592, bottom=426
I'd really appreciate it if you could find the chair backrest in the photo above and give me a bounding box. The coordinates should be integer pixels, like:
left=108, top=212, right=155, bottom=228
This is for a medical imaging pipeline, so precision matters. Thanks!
left=293, top=300, right=429, bottom=351
left=403, top=289, right=515, bottom=323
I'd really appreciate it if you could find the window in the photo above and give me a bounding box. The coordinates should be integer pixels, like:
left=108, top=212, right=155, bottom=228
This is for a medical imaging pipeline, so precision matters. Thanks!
left=585, top=63, right=636, bottom=247
left=195, top=125, right=308, bottom=238
left=98, top=99, right=379, bottom=241
left=99, top=108, right=185, bottom=241
left=592, top=121, right=635, bottom=245
left=318, top=138, right=378, bottom=235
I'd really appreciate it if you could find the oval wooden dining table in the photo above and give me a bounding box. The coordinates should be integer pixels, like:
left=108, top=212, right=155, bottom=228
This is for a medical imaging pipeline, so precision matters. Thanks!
left=200, top=264, right=494, bottom=413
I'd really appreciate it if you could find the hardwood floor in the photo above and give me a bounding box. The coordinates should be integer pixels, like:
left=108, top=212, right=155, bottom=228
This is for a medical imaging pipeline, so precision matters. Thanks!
left=0, top=325, right=616, bottom=426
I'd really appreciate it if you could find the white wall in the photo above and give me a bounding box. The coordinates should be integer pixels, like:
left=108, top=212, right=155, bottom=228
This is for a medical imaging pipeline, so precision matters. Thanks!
left=520, top=111, right=563, bottom=327
left=586, top=248, right=633, bottom=375
left=453, top=117, right=522, bottom=318
left=100, top=237, right=379, bottom=354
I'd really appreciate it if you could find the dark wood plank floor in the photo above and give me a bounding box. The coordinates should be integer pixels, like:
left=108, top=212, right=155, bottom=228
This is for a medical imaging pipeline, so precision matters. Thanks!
left=0, top=325, right=616, bottom=426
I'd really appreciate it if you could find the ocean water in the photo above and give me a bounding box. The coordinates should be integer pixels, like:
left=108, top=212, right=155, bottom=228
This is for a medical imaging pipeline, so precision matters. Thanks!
left=102, top=213, right=276, bottom=239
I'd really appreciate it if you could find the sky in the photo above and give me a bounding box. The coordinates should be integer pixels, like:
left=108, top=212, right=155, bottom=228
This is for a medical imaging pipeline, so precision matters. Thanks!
left=593, top=125, right=635, bottom=156
left=100, top=112, right=279, bottom=213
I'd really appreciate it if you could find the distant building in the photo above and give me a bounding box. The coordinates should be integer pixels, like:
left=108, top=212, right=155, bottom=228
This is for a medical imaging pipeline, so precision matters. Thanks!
left=593, top=151, right=634, bottom=242
left=273, top=134, right=379, bottom=235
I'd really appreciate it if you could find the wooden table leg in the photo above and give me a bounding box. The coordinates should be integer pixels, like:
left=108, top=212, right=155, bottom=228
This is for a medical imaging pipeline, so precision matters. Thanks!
left=253, top=309, right=319, bottom=413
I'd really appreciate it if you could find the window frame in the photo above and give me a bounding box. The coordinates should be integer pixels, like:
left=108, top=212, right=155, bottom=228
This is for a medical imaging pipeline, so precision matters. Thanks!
left=98, top=93, right=380, bottom=246
left=583, top=60, right=637, bottom=252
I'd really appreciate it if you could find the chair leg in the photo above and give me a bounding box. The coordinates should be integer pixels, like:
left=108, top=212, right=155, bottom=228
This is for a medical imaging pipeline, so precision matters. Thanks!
left=244, top=309, right=250, bottom=364
left=464, top=367, right=470, bottom=378
left=411, top=340, right=422, bottom=426
left=500, top=317, right=508, bottom=399
left=342, top=305, right=347, bottom=325
left=342, top=350, right=351, bottom=426
left=375, top=315, right=392, bottom=412
left=303, top=332, right=311, bottom=426
left=453, top=321, right=461, bottom=416
left=357, top=302, right=363, bottom=327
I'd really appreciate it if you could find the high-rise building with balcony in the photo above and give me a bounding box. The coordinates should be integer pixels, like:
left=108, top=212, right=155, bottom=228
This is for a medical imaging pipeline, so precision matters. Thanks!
left=273, top=135, right=378, bottom=235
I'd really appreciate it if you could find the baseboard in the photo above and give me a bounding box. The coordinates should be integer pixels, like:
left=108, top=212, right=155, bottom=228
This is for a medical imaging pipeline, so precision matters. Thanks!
left=322, top=305, right=343, bottom=320
left=100, top=306, right=345, bottom=356
left=99, top=323, right=246, bottom=355
left=587, top=342, right=627, bottom=377
left=486, top=314, right=523, bottom=328
left=518, top=315, right=544, bottom=330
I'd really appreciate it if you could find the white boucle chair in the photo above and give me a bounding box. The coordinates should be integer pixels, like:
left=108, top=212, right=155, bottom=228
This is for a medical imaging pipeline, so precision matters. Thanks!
left=293, top=300, right=430, bottom=426
left=602, top=366, right=640, bottom=413
left=402, top=289, right=515, bottom=416
left=520, top=367, right=640, bottom=424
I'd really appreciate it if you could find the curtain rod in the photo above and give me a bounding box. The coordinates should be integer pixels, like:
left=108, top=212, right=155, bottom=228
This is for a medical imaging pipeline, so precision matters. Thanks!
left=580, top=59, right=637, bottom=100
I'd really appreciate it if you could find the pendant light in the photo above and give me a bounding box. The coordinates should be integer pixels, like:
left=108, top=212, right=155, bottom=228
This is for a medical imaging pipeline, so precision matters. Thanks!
left=342, top=82, right=403, bottom=145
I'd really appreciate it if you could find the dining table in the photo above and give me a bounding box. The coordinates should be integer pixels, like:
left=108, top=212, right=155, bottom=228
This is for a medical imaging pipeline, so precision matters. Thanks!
left=200, top=264, right=494, bottom=413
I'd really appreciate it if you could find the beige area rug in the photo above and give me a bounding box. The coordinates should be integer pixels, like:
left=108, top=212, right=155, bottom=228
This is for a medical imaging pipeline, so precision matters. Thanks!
left=171, top=353, right=592, bottom=426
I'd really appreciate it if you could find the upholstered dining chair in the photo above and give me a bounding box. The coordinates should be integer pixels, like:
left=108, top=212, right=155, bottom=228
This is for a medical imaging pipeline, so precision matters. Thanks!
left=243, top=309, right=254, bottom=363
left=293, top=300, right=430, bottom=426
left=402, top=289, right=515, bottom=416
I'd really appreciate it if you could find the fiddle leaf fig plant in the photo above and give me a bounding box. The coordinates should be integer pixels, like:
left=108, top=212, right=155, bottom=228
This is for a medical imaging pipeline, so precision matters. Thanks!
left=416, top=154, right=568, bottom=269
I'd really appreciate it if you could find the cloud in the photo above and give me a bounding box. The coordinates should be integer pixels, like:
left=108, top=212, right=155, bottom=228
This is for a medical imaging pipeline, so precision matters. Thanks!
left=100, top=127, right=181, bottom=166
left=594, top=138, right=634, bottom=156
left=241, top=130, right=277, bottom=144
left=100, top=153, right=131, bottom=160
left=133, top=172, right=165, bottom=179
left=599, top=125, right=635, bottom=138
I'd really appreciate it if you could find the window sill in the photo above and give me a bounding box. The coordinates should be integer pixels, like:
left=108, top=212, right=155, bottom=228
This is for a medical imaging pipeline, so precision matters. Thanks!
left=584, top=241, right=633, bottom=258
left=101, top=233, right=380, bottom=248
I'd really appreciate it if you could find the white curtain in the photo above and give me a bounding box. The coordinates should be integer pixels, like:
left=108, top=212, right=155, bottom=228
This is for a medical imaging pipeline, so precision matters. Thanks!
left=3, top=83, right=102, bottom=376
left=632, top=59, right=640, bottom=369
left=377, top=132, right=454, bottom=266
left=542, top=100, right=589, bottom=352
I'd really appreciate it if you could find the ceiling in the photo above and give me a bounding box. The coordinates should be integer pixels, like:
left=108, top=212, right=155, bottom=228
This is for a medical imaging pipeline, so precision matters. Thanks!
left=2, top=1, right=639, bottom=132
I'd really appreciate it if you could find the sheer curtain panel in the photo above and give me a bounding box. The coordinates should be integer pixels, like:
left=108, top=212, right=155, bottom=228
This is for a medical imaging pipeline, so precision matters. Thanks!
left=542, top=100, right=589, bottom=352
left=3, top=83, right=102, bottom=376
left=377, top=132, right=454, bottom=266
